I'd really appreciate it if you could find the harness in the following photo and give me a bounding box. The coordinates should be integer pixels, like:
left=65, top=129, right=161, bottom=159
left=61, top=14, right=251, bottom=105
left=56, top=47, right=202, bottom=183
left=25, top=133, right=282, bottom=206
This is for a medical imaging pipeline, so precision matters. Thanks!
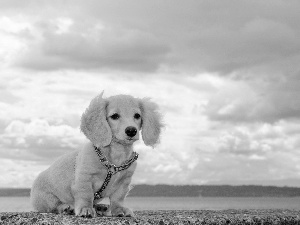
left=93, top=146, right=139, bottom=200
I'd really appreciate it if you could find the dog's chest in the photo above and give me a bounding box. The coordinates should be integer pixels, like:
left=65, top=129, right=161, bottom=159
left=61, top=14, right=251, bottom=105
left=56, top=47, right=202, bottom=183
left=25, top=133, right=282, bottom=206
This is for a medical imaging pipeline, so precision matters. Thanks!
left=92, top=162, right=137, bottom=197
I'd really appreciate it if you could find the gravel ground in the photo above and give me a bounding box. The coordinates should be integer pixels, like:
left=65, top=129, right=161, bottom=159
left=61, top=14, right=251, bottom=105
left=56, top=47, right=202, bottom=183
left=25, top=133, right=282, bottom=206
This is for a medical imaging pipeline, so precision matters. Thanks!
left=1, top=210, right=300, bottom=225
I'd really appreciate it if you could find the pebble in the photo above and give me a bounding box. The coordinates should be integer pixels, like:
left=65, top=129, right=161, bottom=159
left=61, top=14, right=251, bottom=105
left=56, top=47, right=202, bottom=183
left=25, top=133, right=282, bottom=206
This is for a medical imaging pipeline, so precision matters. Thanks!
left=0, top=210, right=300, bottom=225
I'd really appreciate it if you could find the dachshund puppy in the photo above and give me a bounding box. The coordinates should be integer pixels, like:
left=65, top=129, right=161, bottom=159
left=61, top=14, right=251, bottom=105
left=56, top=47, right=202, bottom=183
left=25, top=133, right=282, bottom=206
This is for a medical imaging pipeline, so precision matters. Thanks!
left=30, top=92, right=163, bottom=217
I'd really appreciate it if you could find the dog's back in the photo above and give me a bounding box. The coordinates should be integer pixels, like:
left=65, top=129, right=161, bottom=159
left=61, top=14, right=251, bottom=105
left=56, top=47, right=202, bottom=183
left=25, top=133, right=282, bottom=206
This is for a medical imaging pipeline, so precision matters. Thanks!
left=30, top=150, right=78, bottom=212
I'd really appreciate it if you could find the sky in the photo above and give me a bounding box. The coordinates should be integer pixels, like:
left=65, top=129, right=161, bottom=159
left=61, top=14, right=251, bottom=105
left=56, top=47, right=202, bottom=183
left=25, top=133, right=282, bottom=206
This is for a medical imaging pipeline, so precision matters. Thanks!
left=1, top=0, right=300, bottom=188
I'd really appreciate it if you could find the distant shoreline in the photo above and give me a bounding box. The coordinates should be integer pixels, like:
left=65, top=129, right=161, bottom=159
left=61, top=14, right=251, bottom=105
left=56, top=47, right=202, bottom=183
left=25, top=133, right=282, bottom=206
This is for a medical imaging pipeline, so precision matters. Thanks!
left=2, top=184, right=300, bottom=197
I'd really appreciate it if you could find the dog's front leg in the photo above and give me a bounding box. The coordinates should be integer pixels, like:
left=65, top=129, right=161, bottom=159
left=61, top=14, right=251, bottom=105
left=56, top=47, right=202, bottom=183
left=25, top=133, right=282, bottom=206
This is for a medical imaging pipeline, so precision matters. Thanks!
left=110, top=178, right=134, bottom=217
left=72, top=175, right=96, bottom=218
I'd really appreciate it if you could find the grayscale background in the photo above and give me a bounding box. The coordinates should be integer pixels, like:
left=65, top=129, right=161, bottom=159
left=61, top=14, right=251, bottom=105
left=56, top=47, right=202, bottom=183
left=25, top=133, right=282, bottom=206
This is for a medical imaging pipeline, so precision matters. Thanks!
left=1, top=0, right=300, bottom=191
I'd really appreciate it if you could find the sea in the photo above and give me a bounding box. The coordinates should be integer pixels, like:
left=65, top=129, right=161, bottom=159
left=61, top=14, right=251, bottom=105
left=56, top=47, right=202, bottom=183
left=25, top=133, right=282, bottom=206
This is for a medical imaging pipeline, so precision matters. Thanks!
left=1, top=197, right=300, bottom=212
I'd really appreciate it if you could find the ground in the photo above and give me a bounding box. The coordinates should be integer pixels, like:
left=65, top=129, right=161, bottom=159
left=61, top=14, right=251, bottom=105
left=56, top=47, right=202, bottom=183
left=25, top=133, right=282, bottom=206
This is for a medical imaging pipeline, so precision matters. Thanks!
left=1, top=210, right=300, bottom=224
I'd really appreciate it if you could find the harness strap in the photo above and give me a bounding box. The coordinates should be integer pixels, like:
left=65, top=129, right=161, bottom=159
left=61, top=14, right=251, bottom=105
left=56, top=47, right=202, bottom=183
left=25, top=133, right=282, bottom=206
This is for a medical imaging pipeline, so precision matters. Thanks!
left=93, top=146, right=138, bottom=200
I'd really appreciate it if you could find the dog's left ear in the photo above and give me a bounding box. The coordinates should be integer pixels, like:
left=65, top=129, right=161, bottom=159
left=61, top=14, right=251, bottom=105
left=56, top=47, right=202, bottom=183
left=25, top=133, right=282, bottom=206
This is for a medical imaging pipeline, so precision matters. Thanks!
left=139, top=98, right=164, bottom=147
left=80, top=92, right=112, bottom=148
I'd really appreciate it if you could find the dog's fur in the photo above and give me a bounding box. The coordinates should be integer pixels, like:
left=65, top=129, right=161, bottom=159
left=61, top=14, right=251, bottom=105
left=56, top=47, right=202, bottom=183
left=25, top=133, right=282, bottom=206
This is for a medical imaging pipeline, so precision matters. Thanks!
left=30, top=93, right=163, bottom=217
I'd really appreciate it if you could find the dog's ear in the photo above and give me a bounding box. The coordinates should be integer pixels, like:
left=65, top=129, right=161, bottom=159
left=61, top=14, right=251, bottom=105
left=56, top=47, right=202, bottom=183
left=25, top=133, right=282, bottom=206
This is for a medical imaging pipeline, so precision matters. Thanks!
left=80, top=92, right=112, bottom=148
left=140, top=98, right=164, bottom=147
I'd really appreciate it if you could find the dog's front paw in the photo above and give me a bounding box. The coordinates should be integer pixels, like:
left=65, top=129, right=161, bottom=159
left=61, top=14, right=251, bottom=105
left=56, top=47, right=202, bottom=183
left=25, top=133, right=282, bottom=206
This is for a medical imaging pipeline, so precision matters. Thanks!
left=124, top=207, right=135, bottom=217
left=76, top=207, right=96, bottom=218
left=111, top=206, right=134, bottom=217
left=95, top=204, right=111, bottom=217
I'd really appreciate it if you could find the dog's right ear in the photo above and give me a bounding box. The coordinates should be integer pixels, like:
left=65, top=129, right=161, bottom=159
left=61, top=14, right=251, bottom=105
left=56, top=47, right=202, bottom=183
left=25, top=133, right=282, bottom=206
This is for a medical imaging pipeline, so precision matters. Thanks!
left=80, top=92, right=112, bottom=148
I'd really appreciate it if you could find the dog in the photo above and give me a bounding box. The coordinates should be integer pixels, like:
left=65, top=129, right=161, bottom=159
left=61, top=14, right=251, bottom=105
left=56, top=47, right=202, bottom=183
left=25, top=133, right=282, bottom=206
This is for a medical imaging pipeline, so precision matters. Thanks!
left=30, top=92, right=163, bottom=217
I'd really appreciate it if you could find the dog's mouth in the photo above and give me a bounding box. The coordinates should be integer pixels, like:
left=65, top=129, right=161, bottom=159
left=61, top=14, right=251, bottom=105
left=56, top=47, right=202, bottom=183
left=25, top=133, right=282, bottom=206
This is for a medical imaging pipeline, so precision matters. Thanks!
left=112, top=136, right=138, bottom=145
left=125, top=137, right=139, bottom=143
left=126, top=137, right=135, bottom=141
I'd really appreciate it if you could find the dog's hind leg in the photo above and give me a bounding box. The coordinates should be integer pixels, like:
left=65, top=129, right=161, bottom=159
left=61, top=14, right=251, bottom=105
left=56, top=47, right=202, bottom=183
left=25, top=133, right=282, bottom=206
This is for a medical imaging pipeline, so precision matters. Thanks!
left=31, top=190, right=61, bottom=213
left=57, top=203, right=75, bottom=215
left=31, top=190, right=75, bottom=214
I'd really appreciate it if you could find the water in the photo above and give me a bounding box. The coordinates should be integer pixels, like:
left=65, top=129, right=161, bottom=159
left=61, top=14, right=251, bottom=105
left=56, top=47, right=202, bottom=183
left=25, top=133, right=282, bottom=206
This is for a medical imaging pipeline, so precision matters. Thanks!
left=1, top=197, right=300, bottom=212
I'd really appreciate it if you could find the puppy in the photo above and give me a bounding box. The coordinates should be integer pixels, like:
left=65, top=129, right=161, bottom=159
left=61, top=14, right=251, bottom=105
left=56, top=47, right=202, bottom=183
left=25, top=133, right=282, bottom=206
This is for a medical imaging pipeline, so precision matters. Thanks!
left=30, top=92, right=163, bottom=217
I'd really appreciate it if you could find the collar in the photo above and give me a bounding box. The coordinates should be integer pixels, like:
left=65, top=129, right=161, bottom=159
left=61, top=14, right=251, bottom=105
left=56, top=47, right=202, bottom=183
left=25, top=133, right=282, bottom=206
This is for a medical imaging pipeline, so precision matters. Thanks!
left=93, top=146, right=139, bottom=175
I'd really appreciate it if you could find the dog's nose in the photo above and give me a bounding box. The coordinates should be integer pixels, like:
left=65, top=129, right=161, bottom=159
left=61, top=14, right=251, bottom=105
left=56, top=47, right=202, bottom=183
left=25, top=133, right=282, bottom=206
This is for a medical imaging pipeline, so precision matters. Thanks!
left=125, top=126, right=137, bottom=138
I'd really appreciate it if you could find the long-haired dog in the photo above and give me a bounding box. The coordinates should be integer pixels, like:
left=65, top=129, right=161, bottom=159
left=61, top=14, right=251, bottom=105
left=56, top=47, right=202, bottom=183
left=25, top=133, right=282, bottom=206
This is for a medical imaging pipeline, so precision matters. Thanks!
left=30, top=92, right=163, bottom=217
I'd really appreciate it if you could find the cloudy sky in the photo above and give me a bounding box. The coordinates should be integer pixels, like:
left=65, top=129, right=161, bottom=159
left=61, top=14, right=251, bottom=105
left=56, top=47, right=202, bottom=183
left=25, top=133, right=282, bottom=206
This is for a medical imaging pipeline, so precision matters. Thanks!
left=1, top=0, right=300, bottom=188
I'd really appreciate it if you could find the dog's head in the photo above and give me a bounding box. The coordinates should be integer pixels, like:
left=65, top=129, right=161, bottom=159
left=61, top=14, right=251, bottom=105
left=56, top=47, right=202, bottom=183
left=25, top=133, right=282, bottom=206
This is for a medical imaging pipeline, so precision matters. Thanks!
left=80, top=92, right=163, bottom=148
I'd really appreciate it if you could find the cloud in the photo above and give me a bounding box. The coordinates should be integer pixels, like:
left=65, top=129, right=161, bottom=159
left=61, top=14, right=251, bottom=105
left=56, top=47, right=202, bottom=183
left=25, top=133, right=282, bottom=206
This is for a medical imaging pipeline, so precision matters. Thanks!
left=215, top=120, right=300, bottom=165
left=0, top=87, right=21, bottom=104
left=13, top=17, right=170, bottom=72
left=204, top=75, right=300, bottom=123
left=1, top=72, right=300, bottom=187
left=1, top=1, right=300, bottom=187
left=187, top=16, right=300, bottom=75
left=1, top=0, right=299, bottom=75
left=0, top=119, right=85, bottom=160
left=184, top=121, right=300, bottom=186
left=188, top=151, right=300, bottom=186
left=0, top=158, right=47, bottom=188
left=132, top=118, right=300, bottom=186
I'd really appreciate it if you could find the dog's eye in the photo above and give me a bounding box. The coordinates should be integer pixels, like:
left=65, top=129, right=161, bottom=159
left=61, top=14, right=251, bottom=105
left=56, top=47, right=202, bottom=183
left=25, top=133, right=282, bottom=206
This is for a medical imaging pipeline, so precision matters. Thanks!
left=110, top=113, right=120, bottom=120
left=134, top=113, right=141, bottom=119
